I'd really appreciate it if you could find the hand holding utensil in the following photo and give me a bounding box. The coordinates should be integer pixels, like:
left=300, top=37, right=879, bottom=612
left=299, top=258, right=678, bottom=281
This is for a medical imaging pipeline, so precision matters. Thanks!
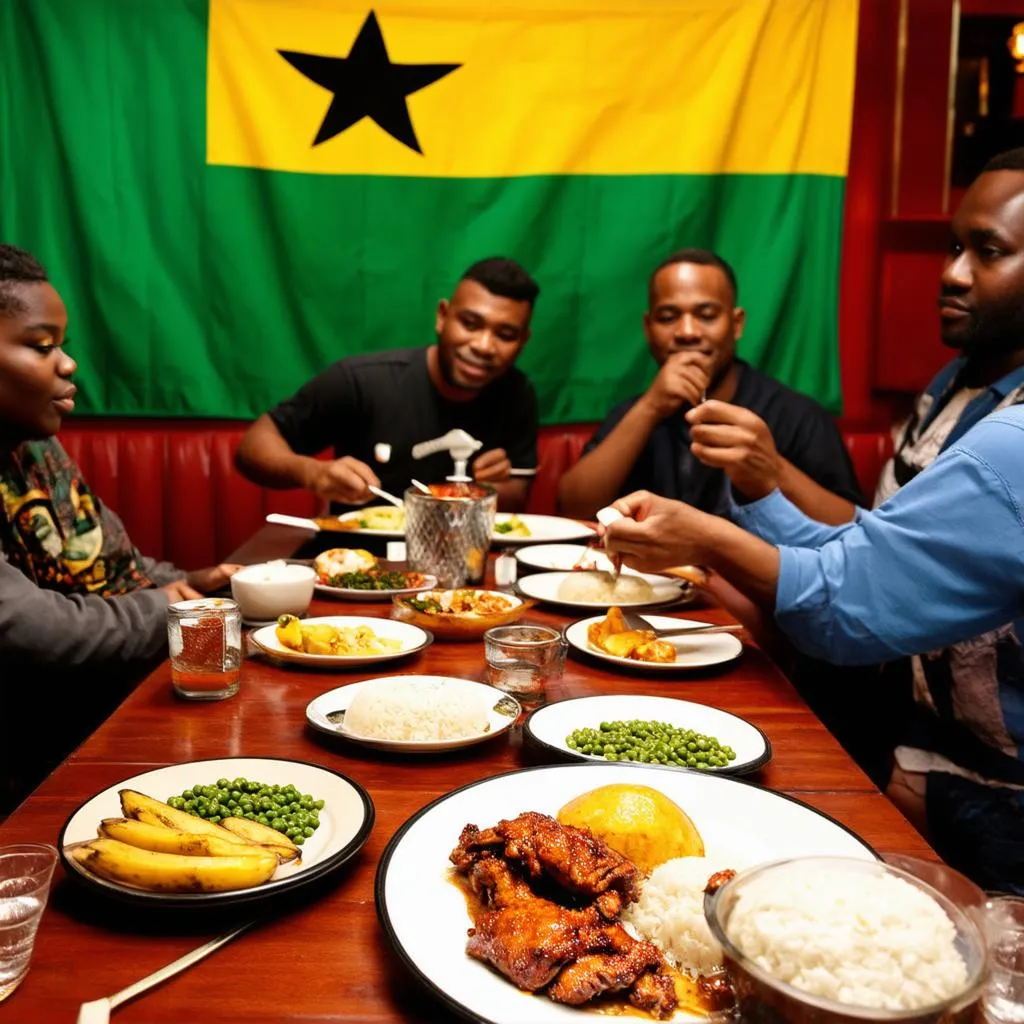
left=76, top=921, right=254, bottom=1024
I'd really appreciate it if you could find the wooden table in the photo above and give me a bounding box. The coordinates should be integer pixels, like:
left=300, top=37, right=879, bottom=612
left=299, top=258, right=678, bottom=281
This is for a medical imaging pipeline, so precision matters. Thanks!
left=0, top=527, right=932, bottom=1023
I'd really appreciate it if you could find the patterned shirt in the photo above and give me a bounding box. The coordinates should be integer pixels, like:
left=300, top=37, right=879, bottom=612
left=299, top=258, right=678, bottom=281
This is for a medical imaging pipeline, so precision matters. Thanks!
left=0, top=438, right=153, bottom=596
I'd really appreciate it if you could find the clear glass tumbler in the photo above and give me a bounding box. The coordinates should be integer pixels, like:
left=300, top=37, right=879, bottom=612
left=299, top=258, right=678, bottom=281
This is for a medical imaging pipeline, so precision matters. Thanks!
left=167, top=597, right=242, bottom=700
left=984, top=895, right=1024, bottom=1024
left=404, top=485, right=496, bottom=588
left=0, top=844, right=57, bottom=1003
left=483, top=624, right=566, bottom=706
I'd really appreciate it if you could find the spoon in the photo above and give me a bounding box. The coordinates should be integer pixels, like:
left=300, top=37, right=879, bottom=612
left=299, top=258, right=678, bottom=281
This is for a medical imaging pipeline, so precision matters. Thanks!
left=367, top=485, right=405, bottom=509
left=410, top=479, right=432, bottom=495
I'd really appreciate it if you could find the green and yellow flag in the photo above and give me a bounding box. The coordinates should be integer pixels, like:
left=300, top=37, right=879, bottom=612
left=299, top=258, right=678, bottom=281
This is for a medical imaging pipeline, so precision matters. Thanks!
left=1, top=0, right=858, bottom=420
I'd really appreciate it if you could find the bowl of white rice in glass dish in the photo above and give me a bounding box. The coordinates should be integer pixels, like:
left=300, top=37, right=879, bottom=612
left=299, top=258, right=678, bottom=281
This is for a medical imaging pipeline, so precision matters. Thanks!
left=703, top=856, right=987, bottom=1023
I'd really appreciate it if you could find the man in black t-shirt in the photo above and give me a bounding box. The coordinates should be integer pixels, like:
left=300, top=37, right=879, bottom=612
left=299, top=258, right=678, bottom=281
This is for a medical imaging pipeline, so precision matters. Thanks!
left=235, top=258, right=540, bottom=513
left=558, top=249, right=864, bottom=522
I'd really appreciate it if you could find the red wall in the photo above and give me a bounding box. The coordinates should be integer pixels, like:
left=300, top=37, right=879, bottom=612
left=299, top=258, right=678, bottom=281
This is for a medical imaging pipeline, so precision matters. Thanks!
left=839, top=0, right=985, bottom=424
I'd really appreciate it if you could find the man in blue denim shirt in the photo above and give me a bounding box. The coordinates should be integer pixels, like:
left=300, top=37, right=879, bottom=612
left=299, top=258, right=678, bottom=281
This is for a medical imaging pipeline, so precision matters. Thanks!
left=602, top=152, right=1024, bottom=893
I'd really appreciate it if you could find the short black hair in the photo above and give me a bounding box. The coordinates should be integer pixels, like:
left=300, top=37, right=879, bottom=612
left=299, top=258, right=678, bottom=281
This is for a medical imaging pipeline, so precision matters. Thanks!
left=460, top=257, right=540, bottom=307
left=649, top=248, right=738, bottom=305
left=983, top=148, right=1024, bottom=173
left=0, top=244, right=48, bottom=317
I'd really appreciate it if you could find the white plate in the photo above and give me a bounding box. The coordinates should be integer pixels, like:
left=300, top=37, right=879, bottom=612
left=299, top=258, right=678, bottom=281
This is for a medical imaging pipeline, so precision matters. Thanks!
left=306, top=676, right=521, bottom=752
left=516, top=543, right=619, bottom=572
left=314, top=574, right=438, bottom=602
left=250, top=615, right=432, bottom=667
left=565, top=614, right=743, bottom=671
left=492, top=514, right=595, bottom=545
left=523, top=695, right=771, bottom=776
left=375, top=762, right=875, bottom=1024
left=337, top=506, right=407, bottom=538
left=59, top=757, right=373, bottom=907
left=517, top=570, right=685, bottom=610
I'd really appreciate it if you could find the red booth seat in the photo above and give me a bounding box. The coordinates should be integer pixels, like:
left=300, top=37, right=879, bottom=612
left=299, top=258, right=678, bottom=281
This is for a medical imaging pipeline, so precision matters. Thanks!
left=57, top=419, right=893, bottom=570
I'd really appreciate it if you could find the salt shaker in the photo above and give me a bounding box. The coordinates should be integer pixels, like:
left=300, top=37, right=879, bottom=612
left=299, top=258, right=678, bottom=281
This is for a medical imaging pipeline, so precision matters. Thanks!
left=494, top=552, right=518, bottom=588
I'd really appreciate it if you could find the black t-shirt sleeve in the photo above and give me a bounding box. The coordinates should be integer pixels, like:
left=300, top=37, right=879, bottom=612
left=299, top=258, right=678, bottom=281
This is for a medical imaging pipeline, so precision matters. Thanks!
left=582, top=399, right=633, bottom=456
left=267, top=361, right=360, bottom=456
left=775, top=402, right=867, bottom=507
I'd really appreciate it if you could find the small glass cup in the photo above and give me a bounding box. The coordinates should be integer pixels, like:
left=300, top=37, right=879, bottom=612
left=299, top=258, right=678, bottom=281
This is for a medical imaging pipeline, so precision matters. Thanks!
left=0, top=844, right=57, bottom=1003
left=167, top=598, right=242, bottom=701
left=483, top=625, right=566, bottom=706
left=983, top=895, right=1024, bottom=1024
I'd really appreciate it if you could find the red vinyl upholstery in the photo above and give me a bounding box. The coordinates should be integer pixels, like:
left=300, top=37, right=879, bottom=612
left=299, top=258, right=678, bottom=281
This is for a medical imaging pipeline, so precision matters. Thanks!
left=57, top=419, right=893, bottom=568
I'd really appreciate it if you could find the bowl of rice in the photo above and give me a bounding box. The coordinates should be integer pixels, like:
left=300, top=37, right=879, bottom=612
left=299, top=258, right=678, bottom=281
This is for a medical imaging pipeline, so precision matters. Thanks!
left=704, top=856, right=987, bottom=1023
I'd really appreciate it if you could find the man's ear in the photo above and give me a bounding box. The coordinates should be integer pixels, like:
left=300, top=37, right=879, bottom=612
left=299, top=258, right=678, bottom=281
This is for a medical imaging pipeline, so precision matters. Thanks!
left=435, top=298, right=449, bottom=334
left=519, top=327, right=531, bottom=347
left=733, top=307, right=746, bottom=341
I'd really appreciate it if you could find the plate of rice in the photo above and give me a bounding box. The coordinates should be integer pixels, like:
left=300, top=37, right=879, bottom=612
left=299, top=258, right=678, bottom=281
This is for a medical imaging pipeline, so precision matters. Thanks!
left=517, top=570, right=685, bottom=610
left=306, top=675, right=522, bottom=752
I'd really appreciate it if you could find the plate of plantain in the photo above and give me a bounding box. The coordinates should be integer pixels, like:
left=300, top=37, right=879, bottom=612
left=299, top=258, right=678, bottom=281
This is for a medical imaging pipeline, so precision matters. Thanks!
left=58, top=756, right=374, bottom=906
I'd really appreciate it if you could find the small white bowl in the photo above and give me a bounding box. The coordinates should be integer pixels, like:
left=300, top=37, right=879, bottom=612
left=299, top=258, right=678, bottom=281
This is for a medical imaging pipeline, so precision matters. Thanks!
left=230, top=561, right=316, bottom=623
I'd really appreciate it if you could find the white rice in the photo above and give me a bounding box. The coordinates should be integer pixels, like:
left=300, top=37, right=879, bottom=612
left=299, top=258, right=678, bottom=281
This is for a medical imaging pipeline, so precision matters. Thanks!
left=343, top=678, right=489, bottom=741
left=621, top=856, right=731, bottom=974
left=556, top=571, right=654, bottom=605
left=726, top=862, right=968, bottom=1010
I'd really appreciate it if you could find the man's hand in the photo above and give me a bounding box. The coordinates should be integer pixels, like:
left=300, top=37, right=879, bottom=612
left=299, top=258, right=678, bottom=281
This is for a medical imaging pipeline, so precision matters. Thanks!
left=304, top=457, right=380, bottom=505
left=473, top=448, right=512, bottom=483
left=160, top=579, right=202, bottom=602
left=686, top=401, right=781, bottom=501
left=185, top=563, right=244, bottom=594
left=638, top=352, right=710, bottom=420
left=600, top=491, right=708, bottom=572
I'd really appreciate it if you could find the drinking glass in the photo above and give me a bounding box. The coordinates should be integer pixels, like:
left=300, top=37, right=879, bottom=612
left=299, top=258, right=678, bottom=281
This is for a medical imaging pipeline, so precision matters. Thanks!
left=483, top=625, right=566, bottom=705
left=0, top=844, right=57, bottom=1003
left=167, top=598, right=242, bottom=700
left=984, top=895, right=1024, bottom=1024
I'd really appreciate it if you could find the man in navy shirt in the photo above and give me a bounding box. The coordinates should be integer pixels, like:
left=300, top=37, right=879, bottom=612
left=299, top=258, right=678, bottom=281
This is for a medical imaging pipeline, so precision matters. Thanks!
left=558, top=249, right=863, bottom=523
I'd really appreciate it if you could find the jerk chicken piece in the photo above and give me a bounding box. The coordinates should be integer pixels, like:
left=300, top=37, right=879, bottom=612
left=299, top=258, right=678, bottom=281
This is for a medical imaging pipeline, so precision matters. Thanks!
left=452, top=811, right=641, bottom=907
left=457, top=848, right=678, bottom=1018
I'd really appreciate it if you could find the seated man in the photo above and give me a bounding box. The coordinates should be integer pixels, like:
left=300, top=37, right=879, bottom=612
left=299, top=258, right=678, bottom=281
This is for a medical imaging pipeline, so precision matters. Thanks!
left=558, top=249, right=863, bottom=524
left=0, top=244, right=239, bottom=810
left=601, top=399, right=1024, bottom=894
left=235, top=257, right=540, bottom=513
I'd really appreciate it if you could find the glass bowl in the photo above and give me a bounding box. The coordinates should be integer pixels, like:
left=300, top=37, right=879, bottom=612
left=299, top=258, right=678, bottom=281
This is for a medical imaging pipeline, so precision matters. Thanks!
left=704, top=856, right=987, bottom=1023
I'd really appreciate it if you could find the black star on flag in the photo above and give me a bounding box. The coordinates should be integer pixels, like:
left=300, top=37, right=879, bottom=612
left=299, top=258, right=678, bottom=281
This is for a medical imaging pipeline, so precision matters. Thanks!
left=279, top=11, right=460, bottom=153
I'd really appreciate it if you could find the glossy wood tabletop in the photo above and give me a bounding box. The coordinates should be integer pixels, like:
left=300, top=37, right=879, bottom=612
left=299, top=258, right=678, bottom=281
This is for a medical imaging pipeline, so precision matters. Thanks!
left=0, top=527, right=932, bottom=1023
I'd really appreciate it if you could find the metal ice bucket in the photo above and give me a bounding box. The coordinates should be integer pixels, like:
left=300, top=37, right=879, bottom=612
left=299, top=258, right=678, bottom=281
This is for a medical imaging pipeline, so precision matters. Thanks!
left=404, top=484, right=497, bottom=588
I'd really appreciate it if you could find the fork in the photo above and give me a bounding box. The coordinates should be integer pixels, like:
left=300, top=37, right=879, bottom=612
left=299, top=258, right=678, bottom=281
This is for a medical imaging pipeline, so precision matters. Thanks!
left=76, top=921, right=254, bottom=1023
left=619, top=609, right=742, bottom=638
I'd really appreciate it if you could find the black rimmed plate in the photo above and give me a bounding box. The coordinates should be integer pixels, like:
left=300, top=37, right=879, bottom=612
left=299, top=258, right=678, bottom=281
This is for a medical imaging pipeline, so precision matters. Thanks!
left=374, top=763, right=875, bottom=1024
left=59, top=756, right=374, bottom=907
left=523, top=694, right=772, bottom=776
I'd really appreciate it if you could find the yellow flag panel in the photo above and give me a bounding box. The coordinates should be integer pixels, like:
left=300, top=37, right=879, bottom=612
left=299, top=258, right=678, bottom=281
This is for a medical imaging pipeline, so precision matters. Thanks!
left=207, top=0, right=858, bottom=177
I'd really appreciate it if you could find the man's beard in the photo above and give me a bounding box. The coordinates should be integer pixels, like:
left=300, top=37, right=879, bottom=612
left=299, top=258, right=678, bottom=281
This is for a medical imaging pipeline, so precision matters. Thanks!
left=947, top=302, right=1024, bottom=359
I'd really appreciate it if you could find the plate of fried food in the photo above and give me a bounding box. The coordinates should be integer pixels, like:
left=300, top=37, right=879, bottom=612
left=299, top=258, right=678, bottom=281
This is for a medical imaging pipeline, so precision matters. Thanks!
left=392, top=589, right=532, bottom=640
left=250, top=614, right=432, bottom=667
left=313, top=547, right=437, bottom=600
left=523, top=694, right=771, bottom=776
left=564, top=609, right=743, bottom=671
left=374, top=762, right=875, bottom=1024
left=59, top=756, right=373, bottom=907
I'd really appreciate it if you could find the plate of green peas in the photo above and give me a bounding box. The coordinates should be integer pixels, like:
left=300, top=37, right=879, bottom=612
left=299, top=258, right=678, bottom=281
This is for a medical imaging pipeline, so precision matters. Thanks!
left=523, top=694, right=771, bottom=776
